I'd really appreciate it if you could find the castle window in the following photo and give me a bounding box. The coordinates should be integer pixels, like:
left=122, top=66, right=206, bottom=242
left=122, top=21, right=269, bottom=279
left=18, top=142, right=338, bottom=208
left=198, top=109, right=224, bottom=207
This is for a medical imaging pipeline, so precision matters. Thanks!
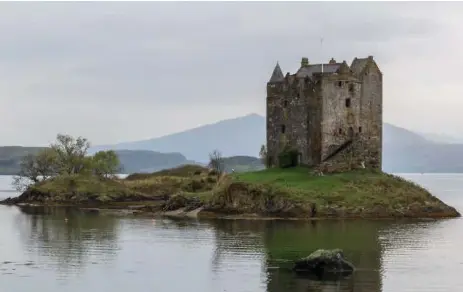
left=281, top=125, right=286, bottom=133
left=348, top=127, right=354, bottom=138
left=359, top=126, right=362, bottom=133
left=338, top=128, right=343, bottom=134
left=349, top=84, right=354, bottom=93
left=345, top=98, right=351, bottom=108
left=337, top=81, right=343, bottom=87
left=283, top=100, right=288, bottom=107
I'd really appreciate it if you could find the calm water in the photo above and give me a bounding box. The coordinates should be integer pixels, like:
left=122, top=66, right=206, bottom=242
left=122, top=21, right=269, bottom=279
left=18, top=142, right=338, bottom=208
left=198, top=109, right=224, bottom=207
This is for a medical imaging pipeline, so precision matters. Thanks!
left=0, top=174, right=462, bottom=292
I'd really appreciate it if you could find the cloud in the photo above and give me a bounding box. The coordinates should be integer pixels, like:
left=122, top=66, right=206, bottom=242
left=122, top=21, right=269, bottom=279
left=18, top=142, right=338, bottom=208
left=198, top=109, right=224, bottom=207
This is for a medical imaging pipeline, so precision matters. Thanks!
left=0, top=2, right=462, bottom=145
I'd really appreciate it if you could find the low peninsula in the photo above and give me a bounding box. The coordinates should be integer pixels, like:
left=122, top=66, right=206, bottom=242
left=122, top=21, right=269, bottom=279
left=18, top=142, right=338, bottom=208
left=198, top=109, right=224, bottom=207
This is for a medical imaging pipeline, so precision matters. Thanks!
left=3, top=164, right=460, bottom=220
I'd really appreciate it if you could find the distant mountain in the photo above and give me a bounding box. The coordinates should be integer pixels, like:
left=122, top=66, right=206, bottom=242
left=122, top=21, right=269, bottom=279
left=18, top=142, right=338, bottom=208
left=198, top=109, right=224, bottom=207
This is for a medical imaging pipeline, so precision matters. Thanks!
left=91, top=113, right=266, bottom=163
left=3, top=115, right=463, bottom=174
left=0, top=147, right=194, bottom=175
left=92, top=114, right=463, bottom=173
left=0, top=146, right=47, bottom=175
left=417, top=132, right=463, bottom=144
left=115, top=150, right=194, bottom=174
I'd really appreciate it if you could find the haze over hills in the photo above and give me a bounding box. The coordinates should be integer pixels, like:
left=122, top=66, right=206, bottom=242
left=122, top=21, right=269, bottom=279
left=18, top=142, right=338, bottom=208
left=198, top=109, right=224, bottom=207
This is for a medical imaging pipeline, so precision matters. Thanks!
left=90, top=113, right=266, bottom=162
left=3, top=114, right=463, bottom=174
left=92, top=114, right=463, bottom=173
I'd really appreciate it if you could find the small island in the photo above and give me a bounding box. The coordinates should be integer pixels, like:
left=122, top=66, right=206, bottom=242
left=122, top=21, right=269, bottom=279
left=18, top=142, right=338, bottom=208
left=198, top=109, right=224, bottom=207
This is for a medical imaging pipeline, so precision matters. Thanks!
left=1, top=134, right=459, bottom=220
left=2, top=56, right=461, bottom=219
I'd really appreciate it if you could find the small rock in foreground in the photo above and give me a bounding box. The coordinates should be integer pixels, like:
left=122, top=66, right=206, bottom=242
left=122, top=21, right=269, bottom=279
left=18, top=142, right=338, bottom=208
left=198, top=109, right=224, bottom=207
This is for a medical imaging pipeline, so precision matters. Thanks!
left=293, top=249, right=355, bottom=276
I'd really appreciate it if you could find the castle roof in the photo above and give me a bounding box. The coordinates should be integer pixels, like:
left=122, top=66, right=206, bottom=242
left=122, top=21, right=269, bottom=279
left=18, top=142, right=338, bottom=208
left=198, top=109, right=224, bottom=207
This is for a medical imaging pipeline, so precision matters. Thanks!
left=268, top=62, right=284, bottom=83
left=351, top=58, right=369, bottom=75
left=295, top=63, right=341, bottom=79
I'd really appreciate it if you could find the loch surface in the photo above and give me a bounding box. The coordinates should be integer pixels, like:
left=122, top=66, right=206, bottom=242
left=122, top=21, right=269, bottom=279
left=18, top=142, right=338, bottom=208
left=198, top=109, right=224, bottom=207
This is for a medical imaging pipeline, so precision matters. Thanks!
left=0, top=174, right=462, bottom=292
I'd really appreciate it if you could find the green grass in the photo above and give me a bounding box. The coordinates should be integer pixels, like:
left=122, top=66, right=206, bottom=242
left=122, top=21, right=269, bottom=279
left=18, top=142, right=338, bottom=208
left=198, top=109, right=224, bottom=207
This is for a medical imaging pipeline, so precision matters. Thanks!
left=29, top=175, right=148, bottom=203
left=12, top=165, right=459, bottom=218
left=230, top=167, right=441, bottom=208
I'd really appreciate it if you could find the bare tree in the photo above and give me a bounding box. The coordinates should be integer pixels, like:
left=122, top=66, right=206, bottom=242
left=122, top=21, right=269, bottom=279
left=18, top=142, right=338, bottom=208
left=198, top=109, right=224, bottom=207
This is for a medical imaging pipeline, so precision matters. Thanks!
left=259, top=144, right=268, bottom=167
left=12, top=149, right=58, bottom=192
left=208, top=149, right=225, bottom=175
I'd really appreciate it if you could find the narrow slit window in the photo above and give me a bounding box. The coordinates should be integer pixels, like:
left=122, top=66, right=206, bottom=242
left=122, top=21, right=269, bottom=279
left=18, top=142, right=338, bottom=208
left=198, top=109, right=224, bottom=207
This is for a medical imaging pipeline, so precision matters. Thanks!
left=283, top=100, right=288, bottom=107
left=281, top=125, right=286, bottom=133
left=349, top=84, right=354, bottom=93
left=359, top=126, right=362, bottom=133
left=345, top=98, right=351, bottom=108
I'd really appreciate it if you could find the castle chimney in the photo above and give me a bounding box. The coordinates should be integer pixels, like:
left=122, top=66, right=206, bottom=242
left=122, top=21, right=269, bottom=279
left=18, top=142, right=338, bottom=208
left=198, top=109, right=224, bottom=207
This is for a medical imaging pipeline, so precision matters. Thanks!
left=368, top=55, right=373, bottom=60
left=329, top=58, right=336, bottom=64
left=301, top=57, right=309, bottom=67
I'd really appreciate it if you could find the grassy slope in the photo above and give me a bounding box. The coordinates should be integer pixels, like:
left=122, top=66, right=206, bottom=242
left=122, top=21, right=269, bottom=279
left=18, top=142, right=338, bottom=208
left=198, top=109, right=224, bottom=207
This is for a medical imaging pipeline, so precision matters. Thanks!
left=219, top=167, right=460, bottom=218
left=232, top=167, right=432, bottom=207
left=7, top=165, right=460, bottom=218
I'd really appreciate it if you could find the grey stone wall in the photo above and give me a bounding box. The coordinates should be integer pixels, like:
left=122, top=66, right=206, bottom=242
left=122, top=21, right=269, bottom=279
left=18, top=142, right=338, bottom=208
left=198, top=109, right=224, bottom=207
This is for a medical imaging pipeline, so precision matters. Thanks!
left=320, top=73, right=362, bottom=161
left=306, top=78, right=322, bottom=166
left=266, top=76, right=310, bottom=167
left=358, top=59, right=382, bottom=169
left=266, top=56, right=383, bottom=171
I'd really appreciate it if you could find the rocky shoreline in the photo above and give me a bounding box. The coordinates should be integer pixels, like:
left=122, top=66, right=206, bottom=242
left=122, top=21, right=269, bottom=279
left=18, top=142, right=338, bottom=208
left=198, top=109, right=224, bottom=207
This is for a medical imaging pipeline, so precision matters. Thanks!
left=2, top=166, right=460, bottom=221
left=3, top=192, right=460, bottom=221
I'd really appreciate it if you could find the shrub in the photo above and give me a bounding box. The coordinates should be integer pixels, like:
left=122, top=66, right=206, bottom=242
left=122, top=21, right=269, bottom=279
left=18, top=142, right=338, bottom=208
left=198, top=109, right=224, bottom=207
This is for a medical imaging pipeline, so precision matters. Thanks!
left=278, top=148, right=300, bottom=168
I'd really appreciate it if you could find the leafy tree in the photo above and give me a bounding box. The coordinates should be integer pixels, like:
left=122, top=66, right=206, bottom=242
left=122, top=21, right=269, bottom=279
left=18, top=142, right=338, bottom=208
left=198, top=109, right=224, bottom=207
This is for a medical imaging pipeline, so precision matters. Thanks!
left=51, top=134, right=90, bottom=175
left=11, top=134, right=122, bottom=191
left=92, top=150, right=121, bottom=178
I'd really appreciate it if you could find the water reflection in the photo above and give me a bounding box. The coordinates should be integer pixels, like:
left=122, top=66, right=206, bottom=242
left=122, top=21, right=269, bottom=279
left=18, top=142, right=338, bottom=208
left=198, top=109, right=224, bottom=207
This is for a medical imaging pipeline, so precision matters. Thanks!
left=209, top=218, right=460, bottom=292
left=13, top=206, right=119, bottom=277
left=4, top=203, right=463, bottom=292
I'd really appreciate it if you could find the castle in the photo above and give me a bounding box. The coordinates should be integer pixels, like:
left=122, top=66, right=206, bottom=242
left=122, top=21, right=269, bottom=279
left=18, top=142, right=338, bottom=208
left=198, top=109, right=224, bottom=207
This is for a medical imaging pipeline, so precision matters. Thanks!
left=266, top=56, right=382, bottom=172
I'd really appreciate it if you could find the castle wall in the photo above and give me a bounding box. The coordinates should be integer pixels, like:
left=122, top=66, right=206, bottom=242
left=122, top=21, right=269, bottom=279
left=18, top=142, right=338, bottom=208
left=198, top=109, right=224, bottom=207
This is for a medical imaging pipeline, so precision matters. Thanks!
left=359, top=62, right=383, bottom=169
left=306, top=79, right=322, bottom=166
left=266, top=77, right=309, bottom=166
left=266, top=56, right=383, bottom=170
left=266, top=82, right=283, bottom=166
left=320, top=75, right=362, bottom=161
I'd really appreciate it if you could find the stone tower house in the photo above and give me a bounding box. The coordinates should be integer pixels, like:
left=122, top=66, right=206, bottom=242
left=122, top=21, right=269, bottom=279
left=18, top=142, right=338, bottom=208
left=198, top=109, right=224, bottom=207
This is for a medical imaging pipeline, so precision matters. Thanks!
left=266, top=56, right=382, bottom=172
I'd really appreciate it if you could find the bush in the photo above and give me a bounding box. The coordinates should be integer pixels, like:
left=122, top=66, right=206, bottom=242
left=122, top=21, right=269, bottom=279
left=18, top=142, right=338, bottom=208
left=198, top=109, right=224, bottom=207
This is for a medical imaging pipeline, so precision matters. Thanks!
left=278, top=148, right=300, bottom=168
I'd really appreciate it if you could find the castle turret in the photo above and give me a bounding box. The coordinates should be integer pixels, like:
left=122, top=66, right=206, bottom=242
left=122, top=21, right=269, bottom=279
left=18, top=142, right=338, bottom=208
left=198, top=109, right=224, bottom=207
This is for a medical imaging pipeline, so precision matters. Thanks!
left=301, top=57, right=309, bottom=67
left=268, top=62, right=284, bottom=83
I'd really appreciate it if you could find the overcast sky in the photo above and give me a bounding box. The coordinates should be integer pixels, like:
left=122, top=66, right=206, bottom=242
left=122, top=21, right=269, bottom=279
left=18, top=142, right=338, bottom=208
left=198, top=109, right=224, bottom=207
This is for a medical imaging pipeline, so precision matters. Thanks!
left=1, top=2, right=463, bottom=146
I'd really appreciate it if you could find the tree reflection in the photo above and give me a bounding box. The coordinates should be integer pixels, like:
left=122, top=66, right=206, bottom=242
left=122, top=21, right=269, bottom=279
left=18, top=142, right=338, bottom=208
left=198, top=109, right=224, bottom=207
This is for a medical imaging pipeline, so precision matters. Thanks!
left=13, top=206, right=119, bottom=276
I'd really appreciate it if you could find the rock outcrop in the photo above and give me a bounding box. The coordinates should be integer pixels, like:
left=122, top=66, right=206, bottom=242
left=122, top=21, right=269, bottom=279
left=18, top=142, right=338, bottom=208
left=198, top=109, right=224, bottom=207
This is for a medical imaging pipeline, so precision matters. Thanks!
left=293, top=249, right=355, bottom=276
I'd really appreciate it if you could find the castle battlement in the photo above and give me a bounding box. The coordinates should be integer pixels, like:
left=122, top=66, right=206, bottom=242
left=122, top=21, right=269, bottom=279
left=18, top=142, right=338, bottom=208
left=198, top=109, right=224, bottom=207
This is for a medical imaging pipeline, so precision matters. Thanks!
left=266, top=56, right=383, bottom=172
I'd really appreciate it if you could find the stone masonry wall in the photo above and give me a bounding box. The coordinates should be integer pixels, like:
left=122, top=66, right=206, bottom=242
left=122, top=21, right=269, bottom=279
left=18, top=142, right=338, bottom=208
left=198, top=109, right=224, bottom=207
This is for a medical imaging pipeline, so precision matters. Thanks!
left=266, top=82, right=283, bottom=167
left=285, top=76, right=309, bottom=164
left=306, top=78, right=322, bottom=166
left=320, top=74, right=362, bottom=161
left=319, top=138, right=369, bottom=173
left=359, top=59, right=382, bottom=169
left=266, top=76, right=310, bottom=167
left=267, top=56, right=382, bottom=170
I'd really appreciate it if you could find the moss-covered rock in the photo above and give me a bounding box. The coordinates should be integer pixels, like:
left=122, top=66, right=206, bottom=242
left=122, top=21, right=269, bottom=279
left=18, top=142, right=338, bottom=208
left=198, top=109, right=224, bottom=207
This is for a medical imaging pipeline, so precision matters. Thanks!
left=293, top=248, right=355, bottom=274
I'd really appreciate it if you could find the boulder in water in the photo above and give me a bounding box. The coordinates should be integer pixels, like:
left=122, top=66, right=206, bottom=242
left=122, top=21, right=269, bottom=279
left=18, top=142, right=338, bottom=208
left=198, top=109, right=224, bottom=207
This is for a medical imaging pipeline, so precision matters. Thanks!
left=293, top=249, right=355, bottom=276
